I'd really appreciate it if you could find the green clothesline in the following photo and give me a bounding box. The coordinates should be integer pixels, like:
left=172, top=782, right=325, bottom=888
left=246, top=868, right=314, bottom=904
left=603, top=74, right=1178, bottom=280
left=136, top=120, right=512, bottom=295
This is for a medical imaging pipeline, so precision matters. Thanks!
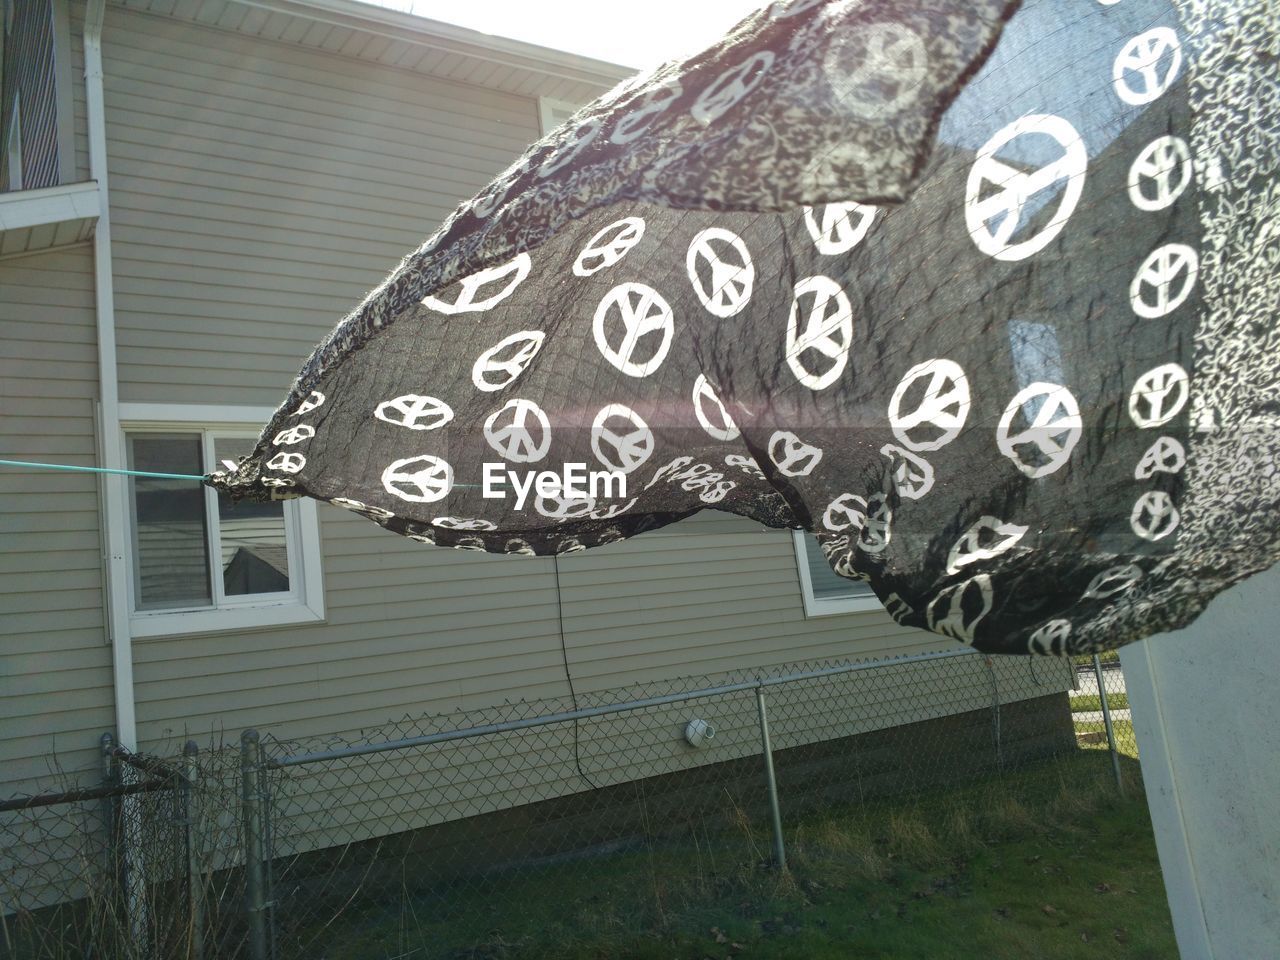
left=0, top=458, right=206, bottom=481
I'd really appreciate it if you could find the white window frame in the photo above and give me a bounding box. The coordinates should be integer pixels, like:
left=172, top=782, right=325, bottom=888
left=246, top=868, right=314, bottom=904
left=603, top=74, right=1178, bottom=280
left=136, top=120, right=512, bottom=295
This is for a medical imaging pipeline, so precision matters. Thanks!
left=537, top=96, right=580, bottom=137
left=120, top=403, right=324, bottom=638
left=792, top=530, right=881, bottom=617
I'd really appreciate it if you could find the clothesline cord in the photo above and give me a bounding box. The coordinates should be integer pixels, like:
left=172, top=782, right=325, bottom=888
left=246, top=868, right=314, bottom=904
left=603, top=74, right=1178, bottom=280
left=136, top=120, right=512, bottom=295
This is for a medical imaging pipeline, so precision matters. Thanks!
left=0, top=458, right=206, bottom=481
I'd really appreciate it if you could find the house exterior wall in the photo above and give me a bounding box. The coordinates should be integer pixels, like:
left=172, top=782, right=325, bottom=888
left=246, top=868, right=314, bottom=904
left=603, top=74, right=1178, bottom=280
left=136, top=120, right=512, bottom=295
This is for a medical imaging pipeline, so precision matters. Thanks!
left=1, top=0, right=62, bottom=191
left=1, top=2, right=1073, bottom=810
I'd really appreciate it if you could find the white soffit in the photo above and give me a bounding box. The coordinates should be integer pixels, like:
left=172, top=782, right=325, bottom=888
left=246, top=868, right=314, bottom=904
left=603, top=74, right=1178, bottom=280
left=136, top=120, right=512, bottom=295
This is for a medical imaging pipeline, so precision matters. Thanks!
left=112, top=0, right=637, bottom=104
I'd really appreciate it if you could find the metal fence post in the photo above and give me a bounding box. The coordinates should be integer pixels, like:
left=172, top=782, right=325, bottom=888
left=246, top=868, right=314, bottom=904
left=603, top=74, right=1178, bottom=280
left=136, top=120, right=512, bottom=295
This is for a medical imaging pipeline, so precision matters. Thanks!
left=241, top=730, right=269, bottom=960
left=1092, top=655, right=1125, bottom=795
left=181, top=741, right=205, bottom=960
left=754, top=687, right=787, bottom=871
left=100, top=732, right=123, bottom=925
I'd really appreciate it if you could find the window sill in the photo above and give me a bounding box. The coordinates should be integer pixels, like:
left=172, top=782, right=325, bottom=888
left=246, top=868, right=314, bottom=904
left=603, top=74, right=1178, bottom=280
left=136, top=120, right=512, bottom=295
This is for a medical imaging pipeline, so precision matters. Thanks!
left=799, top=594, right=885, bottom=618
left=130, top=598, right=324, bottom=639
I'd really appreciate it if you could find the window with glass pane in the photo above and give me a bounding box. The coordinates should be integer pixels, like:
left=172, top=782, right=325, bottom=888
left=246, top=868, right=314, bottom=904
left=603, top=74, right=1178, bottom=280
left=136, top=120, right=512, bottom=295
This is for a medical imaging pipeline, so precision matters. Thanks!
left=799, top=534, right=874, bottom=600
left=127, top=430, right=292, bottom=613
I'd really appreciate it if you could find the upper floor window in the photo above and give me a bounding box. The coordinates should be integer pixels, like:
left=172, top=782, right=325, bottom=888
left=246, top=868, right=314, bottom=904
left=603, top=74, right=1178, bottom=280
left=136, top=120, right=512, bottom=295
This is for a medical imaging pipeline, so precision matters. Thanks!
left=121, top=404, right=323, bottom=637
left=792, top=531, right=880, bottom=617
left=6, top=95, right=22, bottom=191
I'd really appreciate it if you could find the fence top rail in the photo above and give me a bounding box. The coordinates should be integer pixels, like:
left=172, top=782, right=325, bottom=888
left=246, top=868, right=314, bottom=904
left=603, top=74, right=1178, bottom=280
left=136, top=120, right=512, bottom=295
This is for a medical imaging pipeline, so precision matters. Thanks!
left=265, top=647, right=980, bottom=769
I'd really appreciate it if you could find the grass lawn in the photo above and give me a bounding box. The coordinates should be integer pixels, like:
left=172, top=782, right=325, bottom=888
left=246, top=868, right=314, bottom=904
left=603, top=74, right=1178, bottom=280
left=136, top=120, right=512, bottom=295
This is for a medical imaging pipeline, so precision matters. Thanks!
left=298, top=752, right=1173, bottom=960
left=1070, top=692, right=1131, bottom=713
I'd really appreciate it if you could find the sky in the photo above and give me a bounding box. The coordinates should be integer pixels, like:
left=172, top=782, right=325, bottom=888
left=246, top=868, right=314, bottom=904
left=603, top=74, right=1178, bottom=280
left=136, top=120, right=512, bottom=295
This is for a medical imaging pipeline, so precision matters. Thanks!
left=358, top=0, right=765, bottom=69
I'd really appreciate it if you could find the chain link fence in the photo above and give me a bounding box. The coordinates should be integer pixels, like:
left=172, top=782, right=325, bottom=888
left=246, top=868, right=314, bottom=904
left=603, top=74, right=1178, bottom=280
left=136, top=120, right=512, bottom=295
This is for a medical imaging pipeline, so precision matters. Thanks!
left=2, top=648, right=1138, bottom=960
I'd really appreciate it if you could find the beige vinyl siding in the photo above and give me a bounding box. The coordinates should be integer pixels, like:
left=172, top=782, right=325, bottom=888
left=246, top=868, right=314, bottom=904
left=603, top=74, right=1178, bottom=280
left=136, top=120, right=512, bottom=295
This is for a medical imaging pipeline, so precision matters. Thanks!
left=0, top=246, right=113, bottom=791
left=101, top=4, right=541, bottom=404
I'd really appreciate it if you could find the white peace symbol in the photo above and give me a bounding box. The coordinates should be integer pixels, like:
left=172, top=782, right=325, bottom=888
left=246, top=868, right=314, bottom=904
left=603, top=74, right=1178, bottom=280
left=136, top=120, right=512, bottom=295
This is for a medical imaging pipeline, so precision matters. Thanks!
left=381, top=454, right=453, bottom=504
left=470, top=164, right=522, bottom=219
left=273, top=425, right=314, bottom=445
left=725, top=454, right=765, bottom=480
left=1130, top=491, right=1180, bottom=541
left=261, top=478, right=295, bottom=489
left=292, top=391, right=324, bottom=416
left=946, top=517, right=1028, bottom=575
left=888, top=358, right=971, bottom=452
left=926, top=575, right=993, bottom=644
left=593, top=282, right=675, bottom=378
left=422, top=254, right=531, bottom=314
left=692, top=375, right=740, bottom=441
left=535, top=492, right=596, bottom=520
left=574, top=218, right=646, bottom=277
left=823, top=493, right=867, bottom=532
left=768, top=430, right=823, bottom=477
left=1128, top=136, right=1193, bottom=212
left=433, top=517, right=497, bottom=531
left=1113, top=28, right=1182, bottom=106
left=691, top=51, right=774, bottom=125
left=538, top=118, right=601, bottom=178
left=590, top=497, right=637, bottom=520
left=786, top=275, right=853, bottom=390
left=505, top=539, right=536, bottom=556
left=1128, top=363, right=1189, bottom=428
left=472, top=331, right=545, bottom=393
left=880, top=444, right=934, bottom=500
left=858, top=494, right=892, bottom=554
left=375, top=394, right=454, bottom=431
left=686, top=228, right=754, bottom=318
left=802, top=202, right=876, bottom=255
left=824, top=23, right=928, bottom=119
left=1130, top=243, right=1198, bottom=319
left=1084, top=564, right=1143, bottom=599
left=965, top=114, right=1087, bottom=262
left=1134, top=436, right=1186, bottom=479
left=611, top=80, right=682, bottom=144
left=996, top=383, right=1082, bottom=479
left=592, top=403, right=654, bottom=474
left=484, top=399, right=551, bottom=463
left=332, top=498, right=395, bottom=521
left=266, top=452, right=305, bottom=474
left=1027, top=619, right=1071, bottom=656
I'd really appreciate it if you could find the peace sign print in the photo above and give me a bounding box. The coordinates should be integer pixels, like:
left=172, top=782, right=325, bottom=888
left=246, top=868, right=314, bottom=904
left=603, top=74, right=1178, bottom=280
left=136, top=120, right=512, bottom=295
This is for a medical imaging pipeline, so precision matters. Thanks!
left=768, top=430, right=823, bottom=477
left=273, top=425, right=314, bottom=445
left=381, top=454, right=453, bottom=504
left=996, top=382, right=1082, bottom=479
left=1131, top=490, right=1180, bottom=542
left=1134, top=436, right=1186, bottom=479
left=823, top=493, right=867, bottom=532
left=1128, top=136, right=1193, bottom=212
left=1113, top=28, right=1182, bottom=106
left=266, top=452, right=305, bottom=474
left=824, top=23, right=928, bottom=119
left=888, top=358, right=971, bottom=452
left=786, top=276, right=853, bottom=390
left=1027, top=619, right=1071, bottom=656
left=946, top=516, right=1028, bottom=575
left=574, top=217, right=646, bottom=277
left=686, top=228, right=754, bottom=318
left=484, top=399, right=552, bottom=463
left=691, top=51, right=774, bottom=125
left=965, top=114, right=1087, bottom=262
left=611, top=79, right=682, bottom=145
left=1084, top=564, right=1143, bottom=599
left=535, top=491, right=596, bottom=521
left=1130, top=244, right=1198, bottom=319
left=472, top=331, right=545, bottom=393
left=422, top=254, right=531, bottom=314
left=858, top=494, right=892, bottom=554
left=375, top=394, right=454, bottom=431
left=1128, top=363, right=1189, bottom=428
left=926, top=574, right=993, bottom=644
left=879, top=444, right=935, bottom=500
left=692, top=375, right=740, bottom=441
left=802, top=203, right=876, bottom=255
left=291, top=391, right=325, bottom=416
left=592, top=403, right=654, bottom=474
left=593, top=283, right=675, bottom=378
left=433, top=517, right=497, bottom=531
left=537, top=118, right=601, bottom=178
